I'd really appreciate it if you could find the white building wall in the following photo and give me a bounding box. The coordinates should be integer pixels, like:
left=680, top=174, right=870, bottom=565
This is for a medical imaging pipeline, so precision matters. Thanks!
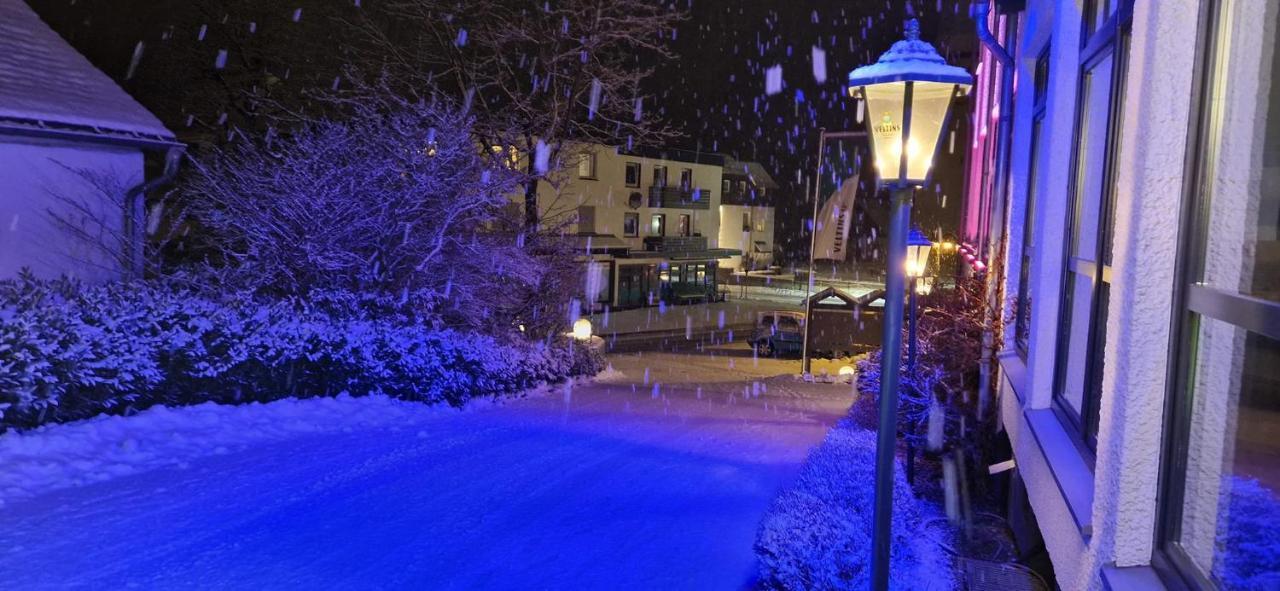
left=535, top=145, right=723, bottom=250
left=0, top=136, right=140, bottom=281
left=717, top=203, right=775, bottom=270
left=994, top=0, right=1205, bottom=587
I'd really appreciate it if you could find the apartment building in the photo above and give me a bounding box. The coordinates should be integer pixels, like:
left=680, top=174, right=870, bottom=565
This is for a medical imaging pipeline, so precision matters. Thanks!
left=718, top=156, right=778, bottom=272
left=964, top=1, right=1279, bottom=589
left=528, top=145, right=777, bottom=310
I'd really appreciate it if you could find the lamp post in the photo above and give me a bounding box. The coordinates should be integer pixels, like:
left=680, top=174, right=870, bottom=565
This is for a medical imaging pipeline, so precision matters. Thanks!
left=905, top=227, right=933, bottom=370
left=846, top=18, right=971, bottom=590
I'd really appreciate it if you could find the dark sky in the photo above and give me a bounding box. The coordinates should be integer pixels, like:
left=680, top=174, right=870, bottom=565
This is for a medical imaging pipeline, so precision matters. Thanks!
left=30, top=0, right=978, bottom=266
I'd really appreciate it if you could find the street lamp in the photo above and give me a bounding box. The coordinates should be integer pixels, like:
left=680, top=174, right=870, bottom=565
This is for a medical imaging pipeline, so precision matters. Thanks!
left=846, top=17, right=971, bottom=591
left=906, top=227, right=933, bottom=370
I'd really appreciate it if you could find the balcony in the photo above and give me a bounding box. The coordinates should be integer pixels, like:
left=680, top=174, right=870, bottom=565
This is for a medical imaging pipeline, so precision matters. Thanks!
left=648, top=186, right=712, bottom=210
left=642, top=235, right=707, bottom=253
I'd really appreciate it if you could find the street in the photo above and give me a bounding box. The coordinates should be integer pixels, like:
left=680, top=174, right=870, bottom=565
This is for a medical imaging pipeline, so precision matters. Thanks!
left=0, top=345, right=857, bottom=590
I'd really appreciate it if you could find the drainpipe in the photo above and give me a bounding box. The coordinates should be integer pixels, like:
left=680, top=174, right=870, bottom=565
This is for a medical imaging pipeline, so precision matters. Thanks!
left=972, top=1, right=1014, bottom=420
left=124, top=147, right=183, bottom=281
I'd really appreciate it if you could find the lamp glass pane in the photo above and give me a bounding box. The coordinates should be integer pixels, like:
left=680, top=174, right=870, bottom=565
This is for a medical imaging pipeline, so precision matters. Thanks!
left=863, top=81, right=907, bottom=182
left=907, top=81, right=958, bottom=182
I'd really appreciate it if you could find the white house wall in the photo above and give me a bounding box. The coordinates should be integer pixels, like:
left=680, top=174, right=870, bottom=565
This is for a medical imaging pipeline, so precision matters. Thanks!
left=993, top=0, right=1206, bottom=587
left=0, top=136, right=140, bottom=281
left=534, top=145, right=723, bottom=250
left=717, top=203, right=775, bottom=270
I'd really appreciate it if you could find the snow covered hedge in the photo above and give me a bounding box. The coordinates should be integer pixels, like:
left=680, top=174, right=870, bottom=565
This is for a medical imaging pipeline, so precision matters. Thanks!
left=755, top=422, right=955, bottom=590
left=0, top=273, right=603, bottom=431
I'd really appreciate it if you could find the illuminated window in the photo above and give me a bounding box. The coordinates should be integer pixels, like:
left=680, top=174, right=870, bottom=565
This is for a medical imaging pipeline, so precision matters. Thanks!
left=678, top=214, right=690, bottom=237
left=578, top=152, right=597, bottom=178
left=650, top=214, right=665, bottom=237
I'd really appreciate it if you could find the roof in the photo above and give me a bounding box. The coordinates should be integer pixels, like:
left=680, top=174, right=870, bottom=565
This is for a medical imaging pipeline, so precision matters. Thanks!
left=722, top=157, right=779, bottom=190
left=0, top=0, right=175, bottom=141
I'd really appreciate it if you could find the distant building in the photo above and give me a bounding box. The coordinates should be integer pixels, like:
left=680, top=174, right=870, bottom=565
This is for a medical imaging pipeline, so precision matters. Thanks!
left=528, top=145, right=778, bottom=310
left=718, top=157, right=778, bottom=272
left=965, top=1, right=1279, bottom=589
left=0, top=0, right=180, bottom=281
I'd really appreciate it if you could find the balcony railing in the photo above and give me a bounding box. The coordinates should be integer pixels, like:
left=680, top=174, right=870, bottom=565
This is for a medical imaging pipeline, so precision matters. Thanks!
left=648, top=186, right=712, bottom=210
left=642, top=236, right=707, bottom=253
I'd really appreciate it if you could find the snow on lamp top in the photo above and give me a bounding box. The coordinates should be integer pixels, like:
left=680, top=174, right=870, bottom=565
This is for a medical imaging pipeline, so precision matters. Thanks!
left=845, top=19, right=973, bottom=88
left=846, top=19, right=973, bottom=187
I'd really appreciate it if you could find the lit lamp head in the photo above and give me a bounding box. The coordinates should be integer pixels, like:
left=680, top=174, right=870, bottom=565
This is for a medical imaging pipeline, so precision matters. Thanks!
left=905, top=227, right=933, bottom=279
left=846, top=19, right=973, bottom=188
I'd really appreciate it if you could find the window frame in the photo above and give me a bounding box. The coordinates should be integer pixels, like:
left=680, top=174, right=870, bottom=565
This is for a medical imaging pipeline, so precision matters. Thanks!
left=650, top=213, right=665, bottom=237
left=678, top=214, right=691, bottom=237
left=578, top=152, right=597, bottom=179
left=1015, top=45, right=1053, bottom=359
left=625, top=162, right=641, bottom=187
left=1050, top=0, right=1133, bottom=453
left=652, top=165, right=667, bottom=188
left=1154, top=0, right=1280, bottom=587
left=623, top=212, right=639, bottom=237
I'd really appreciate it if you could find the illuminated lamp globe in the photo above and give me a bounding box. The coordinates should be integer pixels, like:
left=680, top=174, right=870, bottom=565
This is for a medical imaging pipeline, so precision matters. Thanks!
left=846, top=19, right=973, bottom=188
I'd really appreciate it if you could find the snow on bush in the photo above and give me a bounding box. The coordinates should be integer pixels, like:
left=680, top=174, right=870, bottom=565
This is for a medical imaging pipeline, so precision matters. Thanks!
left=0, top=394, right=438, bottom=506
left=755, top=423, right=955, bottom=590
left=0, top=273, right=604, bottom=431
left=1215, top=476, right=1280, bottom=590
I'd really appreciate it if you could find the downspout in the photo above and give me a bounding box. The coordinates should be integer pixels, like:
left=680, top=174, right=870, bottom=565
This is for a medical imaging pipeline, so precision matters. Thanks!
left=124, top=147, right=183, bottom=281
left=972, top=1, right=1014, bottom=419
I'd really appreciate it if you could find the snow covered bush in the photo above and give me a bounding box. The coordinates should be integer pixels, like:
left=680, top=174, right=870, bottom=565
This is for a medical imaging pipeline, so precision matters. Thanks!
left=755, top=422, right=955, bottom=590
left=181, top=89, right=576, bottom=334
left=1215, top=476, right=1280, bottom=590
left=0, top=274, right=603, bottom=431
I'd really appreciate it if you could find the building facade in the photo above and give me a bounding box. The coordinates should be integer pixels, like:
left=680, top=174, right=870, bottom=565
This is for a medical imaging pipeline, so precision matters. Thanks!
left=528, top=145, right=777, bottom=310
left=966, top=0, right=1279, bottom=589
left=0, top=0, right=179, bottom=281
left=718, top=156, right=778, bottom=272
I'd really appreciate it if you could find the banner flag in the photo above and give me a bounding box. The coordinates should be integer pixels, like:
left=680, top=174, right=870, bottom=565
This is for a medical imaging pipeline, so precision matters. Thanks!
left=813, top=175, right=859, bottom=261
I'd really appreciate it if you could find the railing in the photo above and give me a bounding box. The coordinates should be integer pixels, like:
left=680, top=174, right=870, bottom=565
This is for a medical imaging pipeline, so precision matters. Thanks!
left=648, top=186, right=712, bottom=209
left=642, top=236, right=708, bottom=252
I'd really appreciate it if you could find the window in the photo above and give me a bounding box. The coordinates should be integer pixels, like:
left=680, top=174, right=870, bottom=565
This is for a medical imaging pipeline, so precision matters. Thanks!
left=1158, top=1, right=1280, bottom=588
left=722, top=179, right=731, bottom=195
left=1051, top=2, right=1131, bottom=450
left=623, top=212, right=639, bottom=237
left=625, top=162, right=641, bottom=187
left=490, top=145, right=518, bottom=168
left=578, top=152, right=597, bottom=179
left=586, top=261, right=611, bottom=304
left=680, top=168, right=693, bottom=190
left=677, top=214, right=690, bottom=237
left=576, top=206, right=595, bottom=234
left=652, top=165, right=667, bottom=187
left=650, top=214, right=665, bottom=237
left=742, top=211, right=752, bottom=232
left=1015, top=47, right=1052, bottom=358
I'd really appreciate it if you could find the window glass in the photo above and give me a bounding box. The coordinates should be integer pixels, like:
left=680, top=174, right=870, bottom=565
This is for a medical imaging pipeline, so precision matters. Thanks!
left=578, top=152, right=596, bottom=178
left=678, top=214, right=690, bottom=237
left=652, top=165, right=667, bottom=187
left=1168, top=319, right=1280, bottom=587
left=650, top=214, right=665, bottom=237
left=625, top=162, right=641, bottom=187
left=586, top=262, right=610, bottom=304
left=680, top=168, right=693, bottom=189
left=1161, top=1, right=1280, bottom=587
left=743, top=212, right=751, bottom=232
left=623, top=212, right=639, bottom=237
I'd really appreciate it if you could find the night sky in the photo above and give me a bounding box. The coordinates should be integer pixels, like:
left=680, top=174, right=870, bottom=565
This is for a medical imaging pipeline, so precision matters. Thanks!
left=29, top=0, right=978, bottom=267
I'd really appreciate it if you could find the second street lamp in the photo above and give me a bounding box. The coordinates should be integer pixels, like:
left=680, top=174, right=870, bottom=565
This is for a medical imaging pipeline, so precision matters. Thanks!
left=846, top=17, right=971, bottom=591
left=906, top=227, right=933, bottom=370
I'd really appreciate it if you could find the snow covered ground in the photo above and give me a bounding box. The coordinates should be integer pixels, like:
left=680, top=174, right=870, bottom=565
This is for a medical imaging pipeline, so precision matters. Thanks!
left=0, top=345, right=856, bottom=590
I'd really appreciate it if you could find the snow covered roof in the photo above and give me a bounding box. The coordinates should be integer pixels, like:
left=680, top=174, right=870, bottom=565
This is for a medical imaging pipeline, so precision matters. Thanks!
left=722, top=157, right=779, bottom=190
left=0, top=0, right=175, bottom=142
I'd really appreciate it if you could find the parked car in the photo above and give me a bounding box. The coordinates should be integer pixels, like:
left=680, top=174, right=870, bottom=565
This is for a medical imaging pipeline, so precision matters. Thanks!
left=750, top=311, right=806, bottom=357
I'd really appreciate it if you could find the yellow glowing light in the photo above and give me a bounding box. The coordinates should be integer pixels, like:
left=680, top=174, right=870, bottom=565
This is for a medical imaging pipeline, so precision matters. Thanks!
left=572, top=318, right=593, bottom=341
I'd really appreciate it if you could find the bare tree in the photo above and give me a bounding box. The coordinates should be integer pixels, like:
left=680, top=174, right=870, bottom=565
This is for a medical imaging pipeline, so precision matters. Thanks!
left=181, top=90, right=556, bottom=330
left=353, top=0, right=686, bottom=232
